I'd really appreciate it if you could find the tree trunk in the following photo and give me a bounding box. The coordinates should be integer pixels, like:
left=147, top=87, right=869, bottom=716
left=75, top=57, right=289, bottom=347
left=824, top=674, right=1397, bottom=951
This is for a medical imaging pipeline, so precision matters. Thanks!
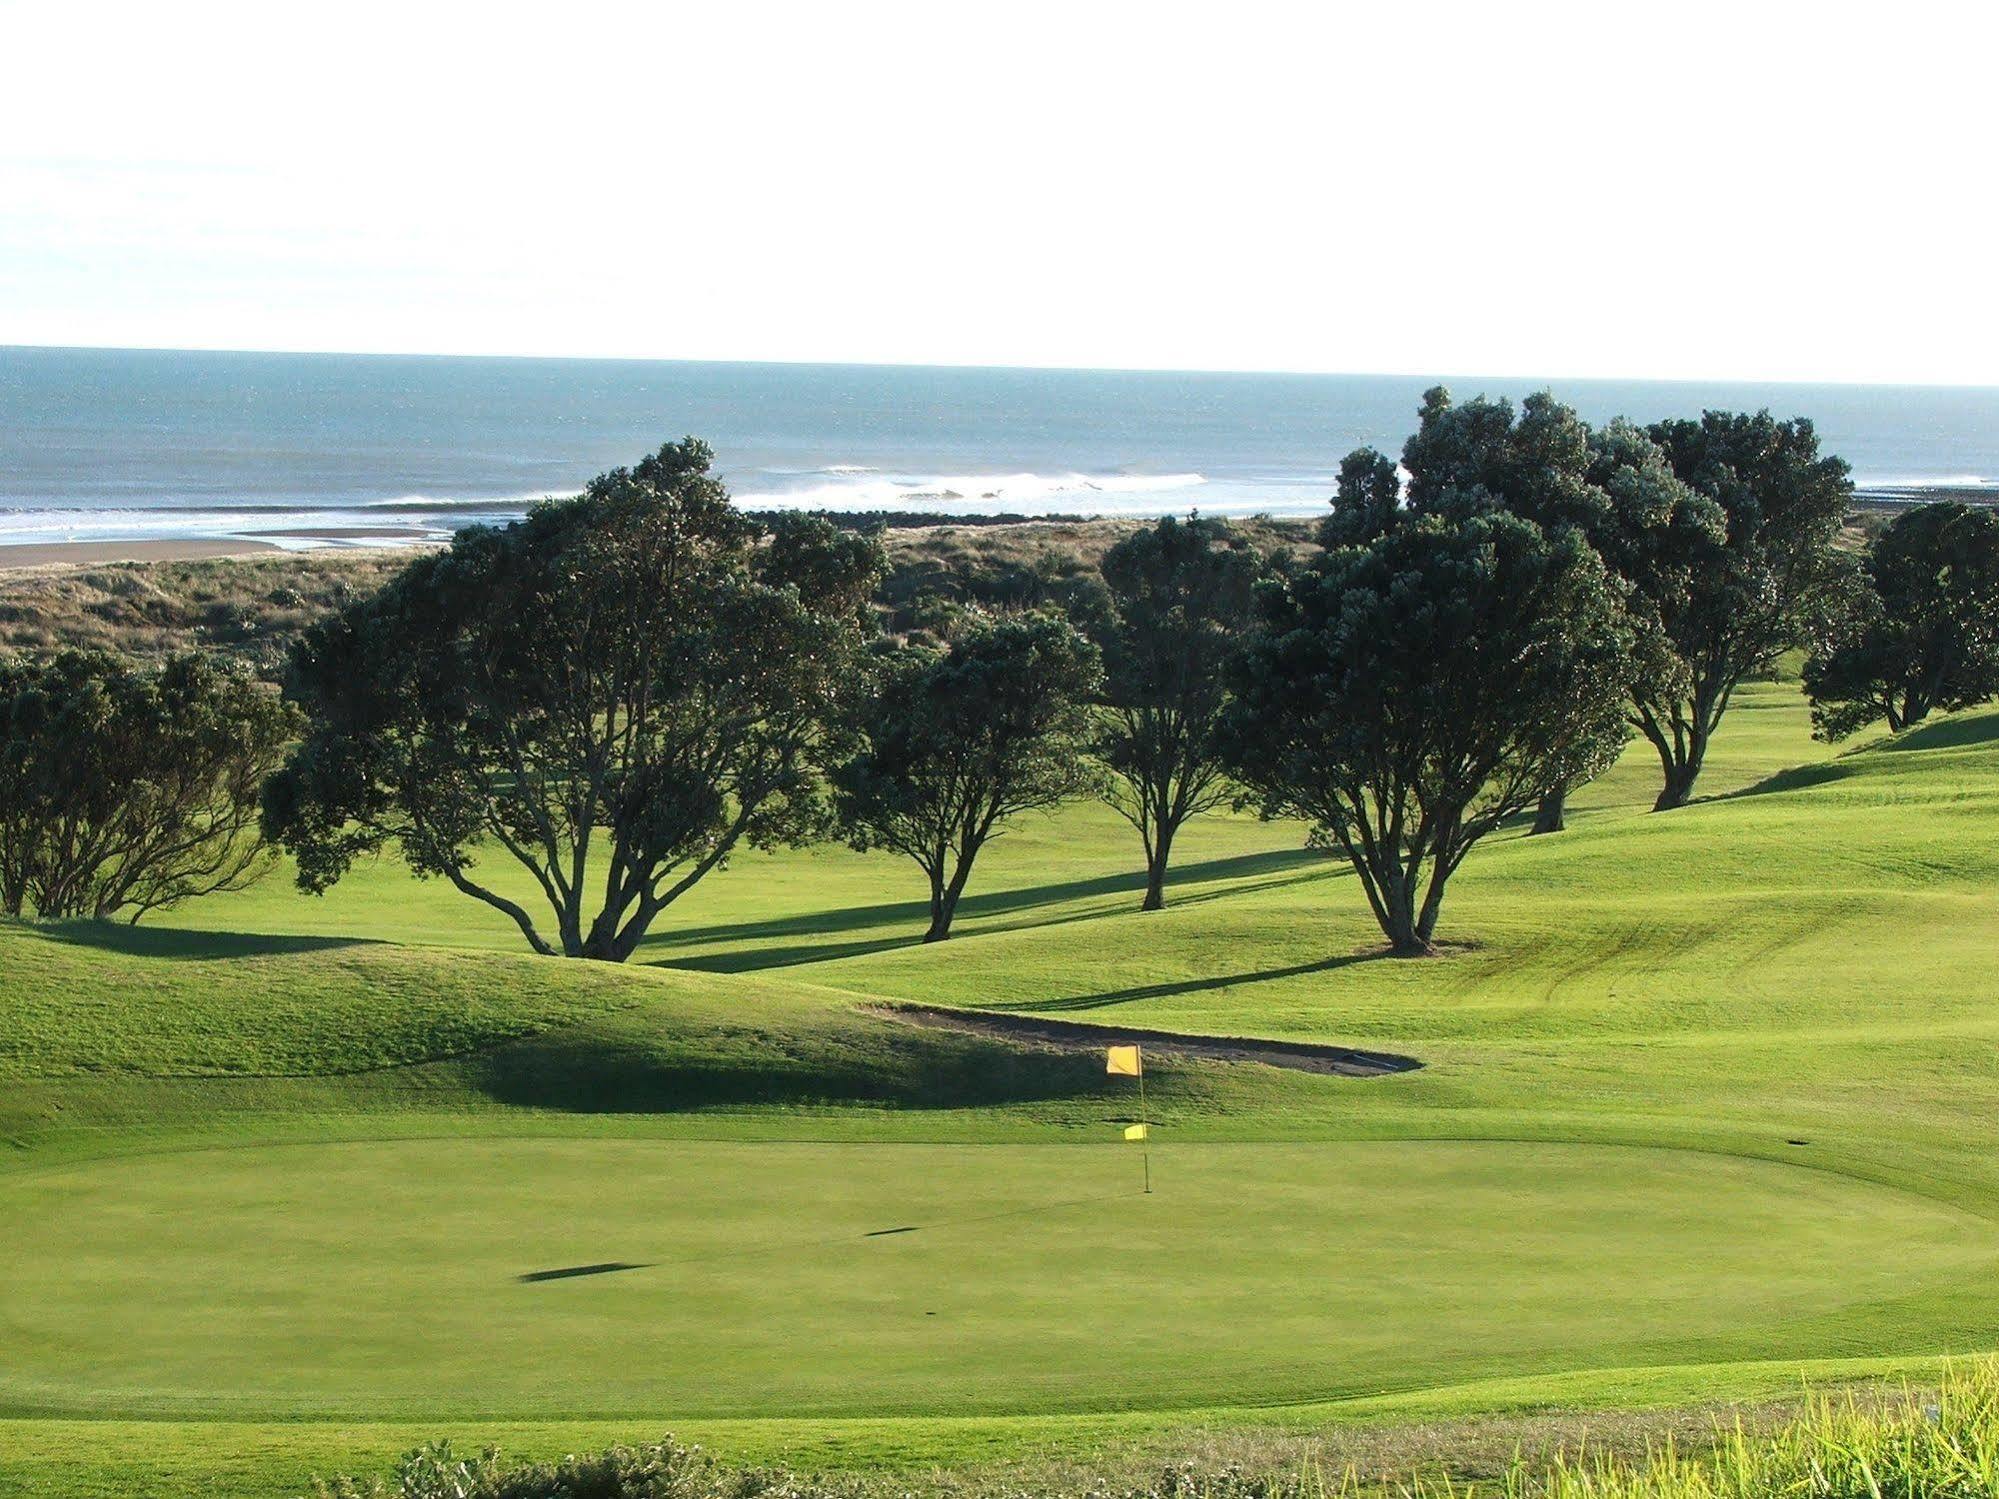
left=1529, top=785, right=1567, bottom=835
left=1140, top=820, right=1177, bottom=911
left=1652, top=758, right=1701, bottom=811
left=1386, top=925, right=1434, bottom=958
left=1375, top=867, right=1434, bottom=957
left=924, top=859, right=973, bottom=942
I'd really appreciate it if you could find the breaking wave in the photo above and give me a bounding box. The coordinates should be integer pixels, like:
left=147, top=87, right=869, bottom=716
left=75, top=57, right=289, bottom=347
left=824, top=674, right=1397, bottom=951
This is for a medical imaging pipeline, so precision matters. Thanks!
left=734, top=469, right=1210, bottom=514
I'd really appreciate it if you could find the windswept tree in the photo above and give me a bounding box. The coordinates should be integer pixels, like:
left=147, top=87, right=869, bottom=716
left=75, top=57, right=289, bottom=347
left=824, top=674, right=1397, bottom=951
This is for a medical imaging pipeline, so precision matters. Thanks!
left=835, top=612, right=1101, bottom=942
left=1805, top=501, right=1999, bottom=739
left=1223, top=512, right=1634, bottom=955
left=1381, top=387, right=1621, bottom=832
left=1637, top=411, right=1855, bottom=808
left=1095, top=515, right=1264, bottom=909
left=0, top=649, right=296, bottom=921
left=1381, top=388, right=1745, bottom=832
left=263, top=439, right=885, bottom=961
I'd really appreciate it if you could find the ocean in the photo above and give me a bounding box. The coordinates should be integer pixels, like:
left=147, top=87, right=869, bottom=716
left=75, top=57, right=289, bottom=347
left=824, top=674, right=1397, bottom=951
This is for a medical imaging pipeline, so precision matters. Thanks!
left=2, top=345, right=1995, bottom=548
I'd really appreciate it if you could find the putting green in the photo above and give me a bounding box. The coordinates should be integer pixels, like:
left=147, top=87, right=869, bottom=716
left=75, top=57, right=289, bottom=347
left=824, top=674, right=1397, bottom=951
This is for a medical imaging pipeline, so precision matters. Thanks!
left=4, top=1136, right=1992, bottom=1421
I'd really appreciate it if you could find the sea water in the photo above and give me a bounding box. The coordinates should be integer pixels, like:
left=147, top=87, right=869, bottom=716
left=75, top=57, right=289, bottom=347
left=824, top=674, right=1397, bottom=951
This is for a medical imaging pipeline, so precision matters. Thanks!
left=2, top=345, right=1995, bottom=547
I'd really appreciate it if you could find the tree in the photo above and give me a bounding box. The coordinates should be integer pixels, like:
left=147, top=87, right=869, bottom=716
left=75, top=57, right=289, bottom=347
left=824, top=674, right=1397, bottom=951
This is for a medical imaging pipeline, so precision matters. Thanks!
left=1805, top=502, right=1999, bottom=739
left=1638, top=411, right=1856, bottom=809
left=0, top=650, right=296, bottom=921
left=1223, top=512, right=1635, bottom=955
left=1385, top=387, right=1619, bottom=833
left=263, top=439, right=885, bottom=961
left=835, top=613, right=1101, bottom=942
left=1095, top=515, right=1264, bottom=909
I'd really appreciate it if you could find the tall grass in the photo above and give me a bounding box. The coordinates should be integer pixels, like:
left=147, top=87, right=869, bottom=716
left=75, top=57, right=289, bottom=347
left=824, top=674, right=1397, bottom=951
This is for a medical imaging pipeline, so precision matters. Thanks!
left=1378, top=1362, right=1999, bottom=1499
left=1485, top=1368, right=1999, bottom=1499
left=311, top=1362, right=1999, bottom=1499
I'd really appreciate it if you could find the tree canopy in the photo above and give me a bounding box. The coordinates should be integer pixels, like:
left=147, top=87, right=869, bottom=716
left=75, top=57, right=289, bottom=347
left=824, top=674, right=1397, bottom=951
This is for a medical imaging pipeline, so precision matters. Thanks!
left=834, top=612, right=1101, bottom=942
left=1095, top=515, right=1265, bottom=909
left=1637, top=411, right=1855, bottom=807
left=262, top=439, right=885, bottom=961
left=0, top=649, right=296, bottom=921
left=1805, top=501, right=1999, bottom=739
left=1368, top=387, right=1736, bottom=826
left=1224, top=510, right=1635, bottom=954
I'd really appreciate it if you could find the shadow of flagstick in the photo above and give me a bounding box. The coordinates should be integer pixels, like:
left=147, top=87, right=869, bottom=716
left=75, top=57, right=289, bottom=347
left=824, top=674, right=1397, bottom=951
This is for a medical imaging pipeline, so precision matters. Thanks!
left=514, top=1188, right=1143, bottom=1284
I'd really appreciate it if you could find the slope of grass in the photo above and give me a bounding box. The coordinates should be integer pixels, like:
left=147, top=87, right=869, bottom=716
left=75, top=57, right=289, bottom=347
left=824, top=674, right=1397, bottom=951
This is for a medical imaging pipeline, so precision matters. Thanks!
left=5, top=684, right=1999, bottom=1498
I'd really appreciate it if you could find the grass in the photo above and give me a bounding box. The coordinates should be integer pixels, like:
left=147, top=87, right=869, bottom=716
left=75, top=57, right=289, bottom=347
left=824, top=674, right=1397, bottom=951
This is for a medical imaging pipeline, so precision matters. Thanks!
left=9, top=1139, right=1988, bottom=1422
left=4, top=675, right=1999, bottom=1496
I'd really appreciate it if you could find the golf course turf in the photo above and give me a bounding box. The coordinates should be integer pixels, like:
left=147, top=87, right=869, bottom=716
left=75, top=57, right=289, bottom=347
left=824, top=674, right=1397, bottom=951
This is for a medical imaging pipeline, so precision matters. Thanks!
left=4, top=675, right=1999, bottom=1496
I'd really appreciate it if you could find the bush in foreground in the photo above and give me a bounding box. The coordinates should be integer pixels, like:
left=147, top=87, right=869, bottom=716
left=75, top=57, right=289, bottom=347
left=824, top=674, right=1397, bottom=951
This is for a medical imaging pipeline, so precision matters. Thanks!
left=312, top=1359, right=1999, bottom=1499
left=310, top=1436, right=793, bottom=1499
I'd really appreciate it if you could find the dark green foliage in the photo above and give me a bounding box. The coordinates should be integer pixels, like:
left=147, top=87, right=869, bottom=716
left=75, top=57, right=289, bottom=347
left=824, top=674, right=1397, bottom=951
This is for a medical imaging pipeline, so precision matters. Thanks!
left=311, top=1435, right=789, bottom=1499
left=263, top=439, right=884, bottom=961
left=1639, top=410, right=1856, bottom=807
left=0, top=648, right=296, bottom=921
left=1398, top=386, right=1603, bottom=529
left=1095, top=516, right=1265, bottom=909
left=835, top=612, right=1102, bottom=941
left=1321, top=388, right=1617, bottom=546
left=1321, top=448, right=1403, bottom=545
left=1361, top=390, right=1856, bottom=815
left=1344, top=387, right=1665, bottom=833
left=1805, top=502, right=1999, bottom=739
left=1224, top=512, right=1635, bottom=954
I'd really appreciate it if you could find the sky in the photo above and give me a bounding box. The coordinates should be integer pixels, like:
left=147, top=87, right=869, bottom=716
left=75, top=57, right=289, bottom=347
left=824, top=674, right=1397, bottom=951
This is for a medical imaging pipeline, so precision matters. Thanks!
left=2, top=1, right=1994, bottom=385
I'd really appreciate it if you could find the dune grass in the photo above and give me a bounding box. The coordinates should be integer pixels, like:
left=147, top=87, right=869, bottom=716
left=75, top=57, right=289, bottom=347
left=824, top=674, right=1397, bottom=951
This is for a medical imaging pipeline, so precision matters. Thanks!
left=4, top=679, right=1999, bottom=1497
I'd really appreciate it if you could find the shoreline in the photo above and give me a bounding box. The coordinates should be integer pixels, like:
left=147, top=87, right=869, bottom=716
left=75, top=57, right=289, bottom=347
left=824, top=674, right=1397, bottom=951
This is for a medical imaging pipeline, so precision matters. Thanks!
left=0, top=529, right=446, bottom=570
left=0, top=537, right=289, bottom=569
left=0, top=484, right=1988, bottom=573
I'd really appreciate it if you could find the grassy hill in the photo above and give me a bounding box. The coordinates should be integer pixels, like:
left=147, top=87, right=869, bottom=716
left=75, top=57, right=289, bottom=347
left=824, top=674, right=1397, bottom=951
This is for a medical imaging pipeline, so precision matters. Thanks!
left=4, top=679, right=1999, bottom=1497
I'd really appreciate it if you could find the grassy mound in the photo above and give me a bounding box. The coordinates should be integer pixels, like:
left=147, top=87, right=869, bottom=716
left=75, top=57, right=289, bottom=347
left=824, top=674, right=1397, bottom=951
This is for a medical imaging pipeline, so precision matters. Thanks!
left=0, top=922, right=642, bottom=1078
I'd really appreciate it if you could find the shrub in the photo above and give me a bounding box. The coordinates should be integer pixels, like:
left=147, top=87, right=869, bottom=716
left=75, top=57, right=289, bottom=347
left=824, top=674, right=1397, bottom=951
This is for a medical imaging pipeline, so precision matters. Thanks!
left=310, top=1436, right=805, bottom=1499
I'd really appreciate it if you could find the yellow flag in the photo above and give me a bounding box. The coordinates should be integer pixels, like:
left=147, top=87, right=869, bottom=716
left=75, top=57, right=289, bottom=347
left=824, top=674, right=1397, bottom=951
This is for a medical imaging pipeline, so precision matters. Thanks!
left=1106, top=1044, right=1142, bottom=1077
left=1124, top=1123, right=1149, bottom=1141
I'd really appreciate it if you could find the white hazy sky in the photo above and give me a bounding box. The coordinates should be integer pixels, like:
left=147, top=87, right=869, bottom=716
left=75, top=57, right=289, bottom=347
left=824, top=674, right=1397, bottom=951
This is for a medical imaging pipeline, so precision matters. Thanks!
left=3, top=1, right=1994, bottom=384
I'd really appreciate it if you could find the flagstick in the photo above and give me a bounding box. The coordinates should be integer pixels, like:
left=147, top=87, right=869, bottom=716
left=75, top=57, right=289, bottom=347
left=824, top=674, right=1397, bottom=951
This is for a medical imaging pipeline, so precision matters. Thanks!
left=1138, top=1063, right=1151, bottom=1194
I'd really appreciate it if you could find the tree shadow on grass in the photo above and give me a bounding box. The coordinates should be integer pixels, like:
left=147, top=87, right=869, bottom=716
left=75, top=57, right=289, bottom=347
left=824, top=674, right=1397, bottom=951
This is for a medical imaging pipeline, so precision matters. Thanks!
left=986, top=949, right=1399, bottom=1014
left=643, top=847, right=1334, bottom=974
left=1726, top=760, right=1856, bottom=799
left=1870, top=712, right=1999, bottom=753
left=468, top=1013, right=1112, bottom=1114
left=1728, top=710, right=1999, bottom=802
left=17, top=920, right=377, bottom=961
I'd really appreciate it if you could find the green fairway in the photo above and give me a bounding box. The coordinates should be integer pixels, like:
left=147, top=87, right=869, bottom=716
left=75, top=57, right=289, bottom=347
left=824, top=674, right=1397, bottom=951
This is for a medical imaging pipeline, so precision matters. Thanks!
left=6, top=679, right=1999, bottom=1497
left=8, top=1137, right=1991, bottom=1422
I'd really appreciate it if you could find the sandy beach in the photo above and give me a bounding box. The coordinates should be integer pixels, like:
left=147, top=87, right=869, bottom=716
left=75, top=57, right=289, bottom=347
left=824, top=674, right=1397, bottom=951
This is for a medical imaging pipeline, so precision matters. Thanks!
left=0, top=538, right=286, bottom=570
left=0, top=529, right=442, bottom=571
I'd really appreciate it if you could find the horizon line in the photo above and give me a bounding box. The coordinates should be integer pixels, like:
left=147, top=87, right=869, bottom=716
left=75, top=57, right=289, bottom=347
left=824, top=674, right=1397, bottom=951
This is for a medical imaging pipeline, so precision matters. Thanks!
left=5, top=340, right=1998, bottom=394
